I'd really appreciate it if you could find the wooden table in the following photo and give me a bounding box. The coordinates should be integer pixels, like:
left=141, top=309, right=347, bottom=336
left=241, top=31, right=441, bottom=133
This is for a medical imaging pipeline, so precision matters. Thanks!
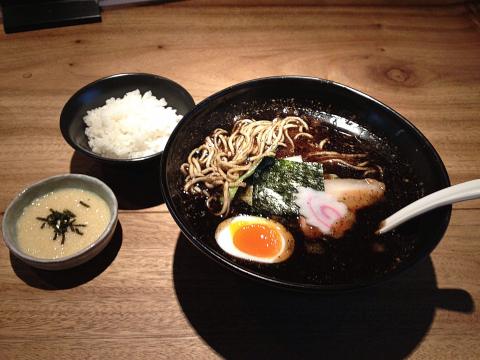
left=1, top=1, right=479, bottom=358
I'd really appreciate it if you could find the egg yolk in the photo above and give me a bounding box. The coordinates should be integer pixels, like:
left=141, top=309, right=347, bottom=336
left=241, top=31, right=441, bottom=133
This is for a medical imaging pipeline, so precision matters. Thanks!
left=232, top=223, right=282, bottom=258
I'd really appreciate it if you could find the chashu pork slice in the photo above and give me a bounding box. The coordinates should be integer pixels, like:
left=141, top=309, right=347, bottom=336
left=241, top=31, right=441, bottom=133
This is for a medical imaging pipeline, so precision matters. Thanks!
left=324, top=178, right=386, bottom=211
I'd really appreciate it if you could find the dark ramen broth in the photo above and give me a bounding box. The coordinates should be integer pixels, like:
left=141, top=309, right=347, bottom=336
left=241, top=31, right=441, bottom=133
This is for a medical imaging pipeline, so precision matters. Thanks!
left=180, top=114, right=423, bottom=285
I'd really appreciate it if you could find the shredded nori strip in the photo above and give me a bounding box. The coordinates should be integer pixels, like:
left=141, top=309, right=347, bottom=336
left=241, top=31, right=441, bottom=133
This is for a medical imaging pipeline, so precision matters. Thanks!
left=252, top=157, right=324, bottom=216
left=79, top=201, right=90, bottom=208
left=36, top=208, right=87, bottom=245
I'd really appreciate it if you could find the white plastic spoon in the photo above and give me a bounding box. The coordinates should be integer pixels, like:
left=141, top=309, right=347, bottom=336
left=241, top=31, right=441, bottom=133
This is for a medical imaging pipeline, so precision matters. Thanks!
left=376, top=179, right=480, bottom=235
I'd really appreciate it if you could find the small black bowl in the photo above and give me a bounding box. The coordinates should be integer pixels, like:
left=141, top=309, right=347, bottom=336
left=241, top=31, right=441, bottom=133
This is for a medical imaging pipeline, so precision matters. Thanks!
left=161, top=76, right=451, bottom=292
left=60, top=73, right=195, bottom=165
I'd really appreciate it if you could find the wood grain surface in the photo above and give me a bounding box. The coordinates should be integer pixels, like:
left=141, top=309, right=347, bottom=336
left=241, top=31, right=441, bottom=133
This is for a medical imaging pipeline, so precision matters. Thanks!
left=0, top=1, right=479, bottom=359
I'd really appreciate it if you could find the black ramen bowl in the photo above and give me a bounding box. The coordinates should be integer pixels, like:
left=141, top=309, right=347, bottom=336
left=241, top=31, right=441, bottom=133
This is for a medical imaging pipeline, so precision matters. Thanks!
left=60, top=73, right=195, bottom=165
left=160, top=76, right=451, bottom=292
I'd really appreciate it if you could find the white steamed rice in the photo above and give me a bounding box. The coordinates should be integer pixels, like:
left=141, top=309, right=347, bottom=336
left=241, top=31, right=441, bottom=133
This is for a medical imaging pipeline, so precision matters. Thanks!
left=84, top=89, right=182, bottom=159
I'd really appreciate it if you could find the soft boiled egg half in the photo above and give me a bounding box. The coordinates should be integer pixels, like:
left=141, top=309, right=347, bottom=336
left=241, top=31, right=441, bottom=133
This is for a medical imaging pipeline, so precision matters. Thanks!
left=215, top=215, right=294, bottom=263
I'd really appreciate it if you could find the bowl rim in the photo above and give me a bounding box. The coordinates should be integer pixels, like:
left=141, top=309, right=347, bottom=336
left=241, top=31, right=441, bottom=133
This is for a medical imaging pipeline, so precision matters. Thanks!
left=60, top=72, right=195, bottom=164
left=161, top=75, right=452, bottom=292
left=2, top=173, right=119, bottom=265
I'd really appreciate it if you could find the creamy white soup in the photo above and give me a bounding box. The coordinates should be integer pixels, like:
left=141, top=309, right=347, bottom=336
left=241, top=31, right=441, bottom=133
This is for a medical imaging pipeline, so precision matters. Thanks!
left=16, top=188, right=111, bottom=259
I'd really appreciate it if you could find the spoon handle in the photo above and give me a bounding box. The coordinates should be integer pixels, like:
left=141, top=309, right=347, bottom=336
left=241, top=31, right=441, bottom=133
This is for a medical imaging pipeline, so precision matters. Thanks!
left=377, top=179, right=480, bottom=235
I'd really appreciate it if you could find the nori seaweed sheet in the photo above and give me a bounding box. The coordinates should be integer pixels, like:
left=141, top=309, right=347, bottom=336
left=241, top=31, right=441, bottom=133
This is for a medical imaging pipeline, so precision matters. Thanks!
left=252, top=158, right=324, bottom=216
